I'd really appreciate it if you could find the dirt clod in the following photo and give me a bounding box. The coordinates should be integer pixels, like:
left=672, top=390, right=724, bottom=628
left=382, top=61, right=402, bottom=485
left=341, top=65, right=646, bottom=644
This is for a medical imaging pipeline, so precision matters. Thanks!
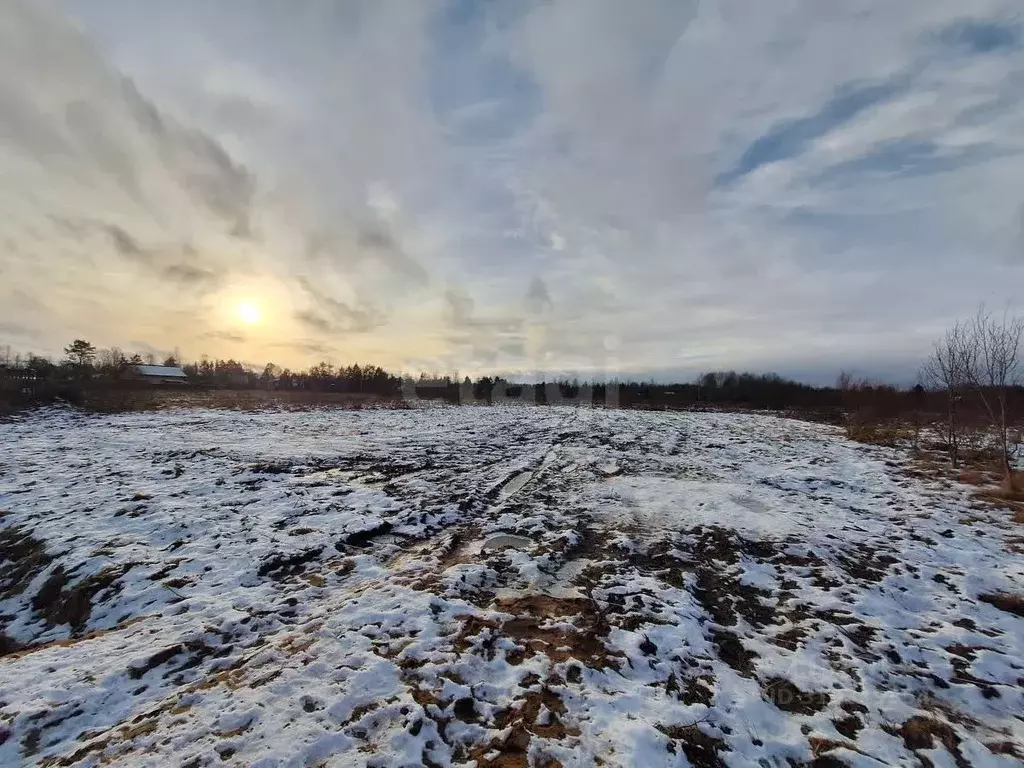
left=762, top=678, right=830, bottom=715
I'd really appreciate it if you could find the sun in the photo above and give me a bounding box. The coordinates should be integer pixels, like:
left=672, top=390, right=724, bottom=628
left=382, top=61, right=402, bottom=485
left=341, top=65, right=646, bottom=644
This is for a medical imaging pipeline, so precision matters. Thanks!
left=236, top=301, right=262, bottom=325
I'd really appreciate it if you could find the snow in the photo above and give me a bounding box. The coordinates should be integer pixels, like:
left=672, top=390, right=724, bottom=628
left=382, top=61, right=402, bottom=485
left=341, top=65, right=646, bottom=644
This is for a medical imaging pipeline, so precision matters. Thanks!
left=0, top=404, right=1021, bottom=766
left=587, top=477, right=802, bottom=537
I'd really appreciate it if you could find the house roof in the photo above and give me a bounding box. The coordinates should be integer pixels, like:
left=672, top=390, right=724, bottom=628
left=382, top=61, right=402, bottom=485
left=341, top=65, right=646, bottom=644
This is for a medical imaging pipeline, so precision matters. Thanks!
left=134, top=365, right=187, bottom=378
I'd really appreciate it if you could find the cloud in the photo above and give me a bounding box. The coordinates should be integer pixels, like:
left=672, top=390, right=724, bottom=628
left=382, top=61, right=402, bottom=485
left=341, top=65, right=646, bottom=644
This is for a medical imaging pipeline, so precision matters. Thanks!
left=1, top=0, right=1022, bottom=381
left=0, top=321, right=33, bottom=339
left=105, top=223, right=146, bottom=259
left=54, top=219, right=224, bottom=290
left=295, top=277, right=386, bottom=334
left=200, top=330, right=246, bottom=343
left=0, top=1, right=272, bottom=362
left=354, top=224, right=429, bottom=285
left=269, top=339, right=335, bottom=358
left=444, top=288, right=475, bottom=325
left=161, top=263, right=222, bottom=288
left=938, top=18, right=1021, bottom=54
left=524, top=276, right=552, bottom=313
left=293, top=310, right=334, bottom=334
left=718, top=79, right=906, bottom=186
left=127, top=339, right=169, bottom=359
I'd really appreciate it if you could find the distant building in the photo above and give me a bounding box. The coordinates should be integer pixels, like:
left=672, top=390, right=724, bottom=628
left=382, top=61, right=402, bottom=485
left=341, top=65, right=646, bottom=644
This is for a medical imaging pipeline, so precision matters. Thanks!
left=131, top=365, right=188, bottom=385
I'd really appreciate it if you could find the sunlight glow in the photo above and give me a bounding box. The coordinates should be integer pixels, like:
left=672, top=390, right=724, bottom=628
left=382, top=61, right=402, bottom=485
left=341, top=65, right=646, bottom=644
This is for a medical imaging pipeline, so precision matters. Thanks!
left=236, top=301, right=262, bottom=325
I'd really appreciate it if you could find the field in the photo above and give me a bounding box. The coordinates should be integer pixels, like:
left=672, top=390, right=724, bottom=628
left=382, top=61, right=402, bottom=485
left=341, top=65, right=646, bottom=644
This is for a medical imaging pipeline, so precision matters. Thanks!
left=0, top=405, right=1022, bottom=767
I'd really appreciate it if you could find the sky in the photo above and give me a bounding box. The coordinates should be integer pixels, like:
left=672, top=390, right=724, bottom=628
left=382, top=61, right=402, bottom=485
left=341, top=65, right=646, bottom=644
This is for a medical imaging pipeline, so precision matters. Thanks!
left=1, top=0, right=1023, bottom=385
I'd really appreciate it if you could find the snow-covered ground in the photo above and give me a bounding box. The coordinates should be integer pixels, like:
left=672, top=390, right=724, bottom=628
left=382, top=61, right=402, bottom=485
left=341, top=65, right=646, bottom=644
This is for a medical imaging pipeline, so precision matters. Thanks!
left=0, top=405, right=1021, bottom=767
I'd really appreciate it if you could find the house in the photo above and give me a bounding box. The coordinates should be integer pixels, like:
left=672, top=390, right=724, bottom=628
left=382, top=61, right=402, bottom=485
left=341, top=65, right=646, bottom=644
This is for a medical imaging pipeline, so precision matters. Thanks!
left=131, top=365, right=189, bottom=385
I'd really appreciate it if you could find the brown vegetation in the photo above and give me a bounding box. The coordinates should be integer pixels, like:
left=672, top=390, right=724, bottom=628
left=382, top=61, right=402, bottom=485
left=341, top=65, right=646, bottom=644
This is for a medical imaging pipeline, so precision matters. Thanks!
left=899, top=716, right=965, bottom=764
left=977, top=592, right=1024, bottom=618
left=839, top=306, right=1022, bottom=520
left=920, top=307, right=1023, bottom=488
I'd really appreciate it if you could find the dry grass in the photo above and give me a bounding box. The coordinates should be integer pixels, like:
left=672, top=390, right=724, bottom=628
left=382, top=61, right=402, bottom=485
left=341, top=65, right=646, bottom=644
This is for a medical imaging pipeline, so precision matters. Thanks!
left=79, top=389, right=159, bottom=413
left=957, top=469, right=988, bottom=486
left=150, top=389, right=409, bottom=412
left=5, top=386, right=412, bottom=415
left=899, top=716, right=961, bottom=755
left=886, top=433, right=1024, bottom=522
left=844, top=422, right=909, bottom=447
left=970, top=474, right=1024, bottom=521
left=1001, top=470, right=1024, bottom=493
left=975, top=485, right=1024, bottom=503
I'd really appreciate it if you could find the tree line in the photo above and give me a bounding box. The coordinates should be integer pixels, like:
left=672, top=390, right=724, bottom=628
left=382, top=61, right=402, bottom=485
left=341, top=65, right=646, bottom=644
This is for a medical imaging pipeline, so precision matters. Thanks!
left=0, top=340, right=168, bottom=378
left=1, top=315, right=1021, bottom=473
left=1, top=338, right=876, bottom=408
left=0, top=341, right=407, bottom=396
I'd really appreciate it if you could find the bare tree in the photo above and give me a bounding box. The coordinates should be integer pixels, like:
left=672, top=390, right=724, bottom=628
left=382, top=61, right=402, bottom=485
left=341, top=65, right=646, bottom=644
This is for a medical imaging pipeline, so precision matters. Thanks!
left=961, top=306, right=1023, bottom=488
left=921, top=321, right=973, bottom=468
left=96, top=347, right=125, bottom=374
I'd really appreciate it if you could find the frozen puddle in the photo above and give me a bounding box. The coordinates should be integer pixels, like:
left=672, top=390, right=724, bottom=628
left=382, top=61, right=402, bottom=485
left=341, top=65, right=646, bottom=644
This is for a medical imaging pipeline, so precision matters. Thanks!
left=440, top=533, right=535, bottom=565
left=497, top=470, right=533, bottom=500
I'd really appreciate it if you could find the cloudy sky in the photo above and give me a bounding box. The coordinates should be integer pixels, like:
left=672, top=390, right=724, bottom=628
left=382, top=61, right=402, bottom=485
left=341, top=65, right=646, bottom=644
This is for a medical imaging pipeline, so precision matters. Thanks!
left=2, top=1, right=1023, bottom=383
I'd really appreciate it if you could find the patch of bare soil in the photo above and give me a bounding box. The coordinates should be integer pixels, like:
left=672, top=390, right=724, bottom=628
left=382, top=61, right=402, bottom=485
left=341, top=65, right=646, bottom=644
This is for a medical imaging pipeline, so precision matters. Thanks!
left=832, top=713, right=863, bottom=740
left=977, top=592, right=1024, bottom=618
left=692, top=561, right=775, bottom=628
left=761, top=677, right=830, bottom=715
left=834, top=545, right=899, bottom=583
left=491, top=595, right=619, bottom=668
left=20, top=705, right=91, bottom=760
left=0, top=526, right=51, bottom=600
left=635, top=527, right=780, bottom=629
left=666, top=671, right=717, bottom=706
left=437, top=529, right=480, bottom=570
left=0, top=632, right=21, bottom=656
left=257, top=547, right=324, bottom=579
left=711, top=629, right=757, bottom=677
left=337, top=521, right=394, bottom=549
left=983, top=741, right=1023, bottom=759
left=621, top=538, right=690, bottom=589
left=805, top=736, right=860, bottom=767
left=399, top=670, right=574, bottom=768
left=899, top=716, right=968, bottom=768
left=478, top=685, right=579, bottom=766
left=31, top=564, right=132, bottom=635
left=658, top=723, right=729, bottom=767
